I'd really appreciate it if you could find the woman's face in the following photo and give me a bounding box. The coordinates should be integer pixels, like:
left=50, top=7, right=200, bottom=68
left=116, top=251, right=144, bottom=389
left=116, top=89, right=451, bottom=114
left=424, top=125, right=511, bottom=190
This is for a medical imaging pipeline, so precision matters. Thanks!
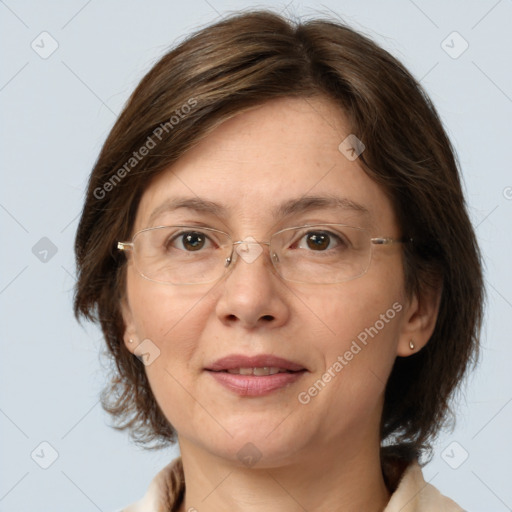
left=122, top=96, right=421, bottom=466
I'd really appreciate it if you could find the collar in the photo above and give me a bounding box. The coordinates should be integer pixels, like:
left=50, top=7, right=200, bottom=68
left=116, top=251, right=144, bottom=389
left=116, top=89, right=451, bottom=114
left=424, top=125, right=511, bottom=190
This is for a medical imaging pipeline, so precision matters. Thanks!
left=121, top=456, right=463, bottom=512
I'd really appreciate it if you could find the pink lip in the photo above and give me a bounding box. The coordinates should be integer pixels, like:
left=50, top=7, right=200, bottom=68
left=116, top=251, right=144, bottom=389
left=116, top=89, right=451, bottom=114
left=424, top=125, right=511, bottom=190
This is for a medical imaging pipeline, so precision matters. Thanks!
left=205, top=354, right=307, bottom=397
left=207, top=371, right=306, bottom=396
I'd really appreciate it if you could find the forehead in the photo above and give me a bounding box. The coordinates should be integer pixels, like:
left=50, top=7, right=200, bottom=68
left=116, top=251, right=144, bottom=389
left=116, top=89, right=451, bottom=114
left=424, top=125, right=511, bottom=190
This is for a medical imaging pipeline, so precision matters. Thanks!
left=135, top=96, right=397, bottom=233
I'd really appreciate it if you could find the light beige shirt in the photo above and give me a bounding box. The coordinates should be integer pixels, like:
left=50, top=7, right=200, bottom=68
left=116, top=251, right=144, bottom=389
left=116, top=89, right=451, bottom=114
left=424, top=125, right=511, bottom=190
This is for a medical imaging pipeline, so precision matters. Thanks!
left=120, top=457, right=464, bottom=512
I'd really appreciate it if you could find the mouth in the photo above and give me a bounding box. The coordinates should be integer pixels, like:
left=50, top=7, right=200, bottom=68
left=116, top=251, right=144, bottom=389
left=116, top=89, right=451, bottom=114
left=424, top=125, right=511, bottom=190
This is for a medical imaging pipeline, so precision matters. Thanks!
left=205, top=354, right=307, bottom=396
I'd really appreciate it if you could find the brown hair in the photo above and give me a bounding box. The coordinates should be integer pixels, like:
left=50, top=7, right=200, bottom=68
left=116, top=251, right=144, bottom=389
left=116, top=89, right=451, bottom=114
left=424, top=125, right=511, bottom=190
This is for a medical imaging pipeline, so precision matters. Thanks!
left=74, top=10, right=484, bottom=463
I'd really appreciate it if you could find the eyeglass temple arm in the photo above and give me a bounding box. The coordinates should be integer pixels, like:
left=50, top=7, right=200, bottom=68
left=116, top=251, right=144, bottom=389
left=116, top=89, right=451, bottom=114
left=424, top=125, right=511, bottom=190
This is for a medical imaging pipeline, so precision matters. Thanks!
left=370, top=236, right=413, bottom=245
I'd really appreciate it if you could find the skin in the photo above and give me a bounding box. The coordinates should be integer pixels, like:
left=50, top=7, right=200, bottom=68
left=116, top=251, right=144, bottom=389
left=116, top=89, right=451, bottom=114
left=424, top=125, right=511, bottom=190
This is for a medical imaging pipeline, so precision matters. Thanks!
left=122, top=96, right=441, bottom=511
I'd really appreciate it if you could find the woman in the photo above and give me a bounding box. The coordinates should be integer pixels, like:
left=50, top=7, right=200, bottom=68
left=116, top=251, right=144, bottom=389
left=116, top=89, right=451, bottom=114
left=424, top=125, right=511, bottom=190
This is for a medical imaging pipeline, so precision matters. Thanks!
left=74, top=10, right=483, bottom=511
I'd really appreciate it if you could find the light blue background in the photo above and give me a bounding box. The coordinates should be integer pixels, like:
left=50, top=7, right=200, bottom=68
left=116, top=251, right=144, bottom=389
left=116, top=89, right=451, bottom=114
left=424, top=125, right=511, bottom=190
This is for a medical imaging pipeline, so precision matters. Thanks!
left=1, top=1, right=511, bottom=511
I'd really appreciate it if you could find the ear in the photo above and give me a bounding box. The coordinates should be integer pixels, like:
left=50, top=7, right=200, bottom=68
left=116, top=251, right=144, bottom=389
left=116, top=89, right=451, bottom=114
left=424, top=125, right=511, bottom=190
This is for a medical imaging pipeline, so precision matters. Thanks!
left=120, top=296, right=139, bottom=355
left=396, top=281, right=443, bottom=357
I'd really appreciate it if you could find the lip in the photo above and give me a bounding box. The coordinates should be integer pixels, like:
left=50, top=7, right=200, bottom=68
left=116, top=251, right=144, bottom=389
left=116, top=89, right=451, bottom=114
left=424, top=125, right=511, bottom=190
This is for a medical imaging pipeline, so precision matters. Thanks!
left=206, top=354, right=306, bottom=372
left=207, top=371, right=306, bottom=396
left=205, top=354, right=307, bottom=397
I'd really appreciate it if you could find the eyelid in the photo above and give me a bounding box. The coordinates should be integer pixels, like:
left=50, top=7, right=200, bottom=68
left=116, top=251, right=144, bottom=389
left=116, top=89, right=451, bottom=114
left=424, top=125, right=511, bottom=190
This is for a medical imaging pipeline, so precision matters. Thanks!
left=292, top=226, right=350, bottom=248
left=272, top=216, right=371, bottom=233
left=138, top=222, right=374, bottom=245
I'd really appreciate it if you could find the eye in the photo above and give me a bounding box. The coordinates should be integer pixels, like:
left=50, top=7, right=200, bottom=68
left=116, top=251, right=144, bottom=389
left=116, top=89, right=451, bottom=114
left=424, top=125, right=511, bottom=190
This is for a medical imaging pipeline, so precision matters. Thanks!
left=167, top=231, right=212, bottom=252
left=296, top=230, right=347, bottom=251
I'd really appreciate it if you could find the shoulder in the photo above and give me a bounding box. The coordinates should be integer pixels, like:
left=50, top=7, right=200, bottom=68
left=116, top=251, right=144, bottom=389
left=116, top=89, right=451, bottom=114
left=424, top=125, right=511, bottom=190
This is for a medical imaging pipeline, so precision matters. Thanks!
left=384, top=461, right=464, bottom=512
left=117, top=456, right=185, bottom=512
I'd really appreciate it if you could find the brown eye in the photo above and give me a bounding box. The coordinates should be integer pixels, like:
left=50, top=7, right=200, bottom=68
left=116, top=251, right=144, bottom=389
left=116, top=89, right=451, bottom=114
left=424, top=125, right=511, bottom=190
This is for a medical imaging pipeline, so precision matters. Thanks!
left=181, top=232, right=206, bottom=251
left=165, top=231, right=210, bottom=252
left=306, top=232, right=330, bottom=251
left=297, top=231, right=346, bottom=251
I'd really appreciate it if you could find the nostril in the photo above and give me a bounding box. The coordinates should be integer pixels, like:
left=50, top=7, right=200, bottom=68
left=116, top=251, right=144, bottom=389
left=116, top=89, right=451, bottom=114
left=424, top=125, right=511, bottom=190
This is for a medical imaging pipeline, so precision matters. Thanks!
left=261, top=315, right=274, bottom=322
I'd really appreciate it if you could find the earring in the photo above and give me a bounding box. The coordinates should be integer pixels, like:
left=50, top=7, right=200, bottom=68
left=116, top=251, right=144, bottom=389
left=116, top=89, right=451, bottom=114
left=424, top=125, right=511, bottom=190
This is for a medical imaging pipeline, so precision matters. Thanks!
left=129, top=339, right=134, bottom=344
left=409, top=340, right=415, bottom=350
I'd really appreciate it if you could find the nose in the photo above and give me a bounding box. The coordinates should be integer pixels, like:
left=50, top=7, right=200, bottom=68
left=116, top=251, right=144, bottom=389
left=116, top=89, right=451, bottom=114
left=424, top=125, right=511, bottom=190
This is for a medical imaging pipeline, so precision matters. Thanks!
left=215, top=240, right=290, bottom=330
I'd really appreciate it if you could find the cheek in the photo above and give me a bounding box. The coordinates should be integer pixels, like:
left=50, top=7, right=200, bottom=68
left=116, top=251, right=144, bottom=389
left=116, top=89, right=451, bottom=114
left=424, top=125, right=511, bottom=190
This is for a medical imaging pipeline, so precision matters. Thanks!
left=299, top=271, right=404, bottom=353
left=295, top=275, right=404, bottom=416
left=127, top=268, right=202, bottom=340
left=125, top=268, right=215, bottom=362
left=125, top=271, right=219, bottom=434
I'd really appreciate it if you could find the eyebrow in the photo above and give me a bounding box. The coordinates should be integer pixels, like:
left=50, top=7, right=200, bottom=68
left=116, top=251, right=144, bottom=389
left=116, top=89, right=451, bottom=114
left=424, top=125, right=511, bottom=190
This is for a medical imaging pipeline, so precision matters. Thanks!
left=148, top=194, right=370, bottom=225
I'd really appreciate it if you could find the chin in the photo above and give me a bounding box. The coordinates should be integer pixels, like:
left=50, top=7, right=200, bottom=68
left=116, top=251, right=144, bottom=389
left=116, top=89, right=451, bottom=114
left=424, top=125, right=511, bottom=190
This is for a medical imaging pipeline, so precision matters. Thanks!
left=194, top=419, right=313, bottom=469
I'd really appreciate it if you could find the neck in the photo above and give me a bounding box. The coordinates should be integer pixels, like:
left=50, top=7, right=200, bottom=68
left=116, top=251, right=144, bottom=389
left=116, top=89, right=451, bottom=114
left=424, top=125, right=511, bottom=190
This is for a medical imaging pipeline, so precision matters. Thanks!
left=177, top=436, right=390, bottom=512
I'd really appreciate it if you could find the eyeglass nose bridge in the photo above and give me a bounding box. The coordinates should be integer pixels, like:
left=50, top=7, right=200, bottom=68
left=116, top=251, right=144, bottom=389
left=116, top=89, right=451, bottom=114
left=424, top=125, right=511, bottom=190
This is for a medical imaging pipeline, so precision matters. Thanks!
left=225, top=239, right=277, bottom=268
